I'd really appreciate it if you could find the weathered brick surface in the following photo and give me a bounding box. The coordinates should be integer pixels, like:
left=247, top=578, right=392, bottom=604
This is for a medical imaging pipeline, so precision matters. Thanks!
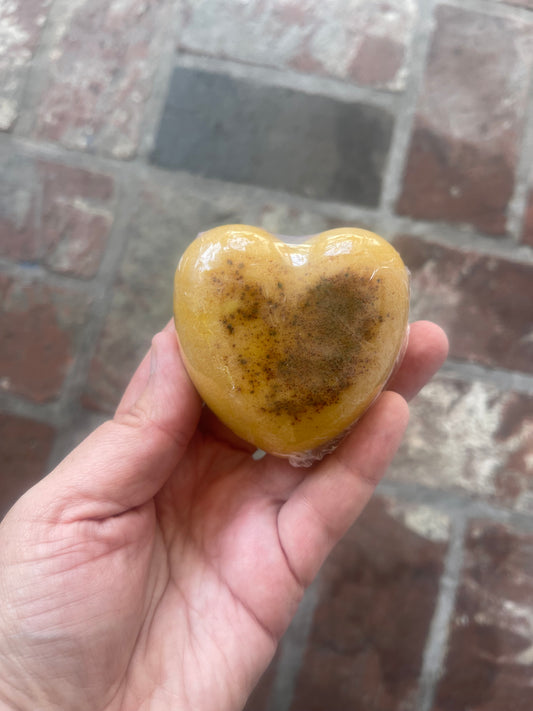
left=83, top=180, right=249, bottom=412
left=0, top=413, right=55, bottom=518
left=0, top=148, right=115, bottom=277
left=178, top=0, right=416, bottom=91
left=34, top=0, right=166, bottom=158
left=433, top=520, right=533, bottom=711
left=395, top=236, right=533, bottom=374
left=290, top=497, right=448, bottom=711
left=152, top=67, right=393, bottom=206
left=392, top=377, right=533, bottom=513
left=38, top=160, right=115, bottom=277
left=0, top=0, right=52, bottom=131
left=397, top=5, right=533, bottom=235
left=0, top=274, right=92, bottom=403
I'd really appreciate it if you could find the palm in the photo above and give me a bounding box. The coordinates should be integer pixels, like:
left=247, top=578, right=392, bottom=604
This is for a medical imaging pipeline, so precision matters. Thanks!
left=0, top=321, right=448, bottom=711
left=118, top=434, right=307, bottom=710
left=0, top=436, right=300, bottom=711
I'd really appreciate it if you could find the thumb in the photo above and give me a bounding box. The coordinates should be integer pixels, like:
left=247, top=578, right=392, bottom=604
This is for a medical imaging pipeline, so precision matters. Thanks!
left=36, top=329, right=202, bottom=522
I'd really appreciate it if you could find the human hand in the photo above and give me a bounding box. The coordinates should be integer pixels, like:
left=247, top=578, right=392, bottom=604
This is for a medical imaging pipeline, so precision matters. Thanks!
left=0, top=320, right=448, bottom=711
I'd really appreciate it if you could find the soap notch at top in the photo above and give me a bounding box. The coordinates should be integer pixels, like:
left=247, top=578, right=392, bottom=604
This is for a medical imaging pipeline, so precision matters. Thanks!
left=174, top=225, right=410, bottom=466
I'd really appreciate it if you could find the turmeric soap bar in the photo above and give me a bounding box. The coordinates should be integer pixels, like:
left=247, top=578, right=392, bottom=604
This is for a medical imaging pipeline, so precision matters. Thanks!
left=174, top=225, right=409, bottom=465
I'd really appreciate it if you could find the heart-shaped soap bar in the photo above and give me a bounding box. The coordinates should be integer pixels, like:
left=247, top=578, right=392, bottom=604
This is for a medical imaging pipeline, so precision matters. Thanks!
left=174, top=225, right=409, bottom=464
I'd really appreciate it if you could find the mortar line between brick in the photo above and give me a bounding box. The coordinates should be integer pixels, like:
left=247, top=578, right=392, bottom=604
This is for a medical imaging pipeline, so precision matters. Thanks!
left=0, top=258, right=100, bottom=293
left=4, top=124, right=533, bottom=264
left=136, top=0, right=186, bottom=160
left=378, top=0, right=437, bottom=226
left=379, top=479, right=533, bottom=532
left=507, top=59, right=533, bottom=241
left=440, top=360, right=533, bottom=395
left=265, top=578, right=321, bottom=711
left=0, top=391, right=64, bottom=429
left=385, top=215, right=533, bottom=260
left=3, top=121, right=533, bottom=272
left=45, top=172, right=143, bottom=467
left=415, top=513, right=468, bottom=711
left=444, top=0, right=533, bottom=23
left=170, top=51, right=401, bottom=111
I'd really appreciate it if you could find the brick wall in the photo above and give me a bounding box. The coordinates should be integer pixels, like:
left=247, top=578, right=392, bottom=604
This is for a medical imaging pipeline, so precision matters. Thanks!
left=1, top=1, right=532, bottom=709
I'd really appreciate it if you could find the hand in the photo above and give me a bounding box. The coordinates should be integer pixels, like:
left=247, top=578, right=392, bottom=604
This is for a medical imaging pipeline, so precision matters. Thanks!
left=0, top=320, right=448, bottom=711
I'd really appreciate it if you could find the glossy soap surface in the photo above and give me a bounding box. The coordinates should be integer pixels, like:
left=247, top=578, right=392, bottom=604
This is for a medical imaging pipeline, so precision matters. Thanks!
left=174, top=225, right=409, bottom=462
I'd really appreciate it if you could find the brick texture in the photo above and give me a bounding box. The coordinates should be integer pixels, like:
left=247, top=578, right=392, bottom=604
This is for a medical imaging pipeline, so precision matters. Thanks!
left=521, top=186, right=533, bottom=246
left=2, top=0, right=533, bottom=706
left=392, top=377, right=533, bottom=513
left=289, top=497, right=448, bottom=711
left=0, top=274, right=92, bottom=403
left=0, top=413, right=55, bottom=518
left=395, top=236, right=533, bottom=374
left=83, top=180, right=249, bottom=412
left=0, top=148, right=115, bottom=277
left=152, top=67, right=393, bottom=206
left=0, top=0, right=52, bottom=131
left=433, top=521, right=533, bottom=711
left=397, top=5, right=533, bottom=235
left=178, top=0, right=416, bottom=91
left=34, top=0, right=166, bottom=158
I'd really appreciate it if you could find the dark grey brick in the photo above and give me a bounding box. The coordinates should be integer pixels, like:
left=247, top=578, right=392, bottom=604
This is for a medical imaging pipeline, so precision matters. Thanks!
left=151, top=67, right=393, bottom=207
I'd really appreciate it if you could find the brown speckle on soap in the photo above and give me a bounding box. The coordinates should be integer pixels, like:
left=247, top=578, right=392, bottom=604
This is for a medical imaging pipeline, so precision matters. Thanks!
left=216, top=264, right=381, bottom=424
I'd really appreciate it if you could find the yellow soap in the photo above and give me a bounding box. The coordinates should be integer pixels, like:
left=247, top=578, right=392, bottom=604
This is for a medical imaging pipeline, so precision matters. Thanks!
left=174, top=225, right=409, bottom=465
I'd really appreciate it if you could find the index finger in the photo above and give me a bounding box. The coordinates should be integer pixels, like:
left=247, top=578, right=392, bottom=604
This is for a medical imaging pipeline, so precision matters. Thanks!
left=387, top=320, right=449, bottom=401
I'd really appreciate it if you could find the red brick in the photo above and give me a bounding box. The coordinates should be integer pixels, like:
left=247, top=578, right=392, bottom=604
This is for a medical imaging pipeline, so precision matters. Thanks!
left=178, top=0, right=416, bottom=91
left=397, top=5, right=533, bottom=235
left=290, top=497, right=448, bottom=711
left=0, top=0, right=52, bottom=131
left=0, top=413, right=55, bottom=518
left=82, top=180, right=247, bottom=413
left=38, top=161, right=114, bottom=277
left=392, top=377, right=533, bottom=513
left=434, top=521, right=533, bottom=711
left=0, top=149, right=114, bottom=278
left=35, top=0, right=166, bottom=158
left=395, top=236, right=533, bottom=373
left=0, top=274, right=92, bottom=403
